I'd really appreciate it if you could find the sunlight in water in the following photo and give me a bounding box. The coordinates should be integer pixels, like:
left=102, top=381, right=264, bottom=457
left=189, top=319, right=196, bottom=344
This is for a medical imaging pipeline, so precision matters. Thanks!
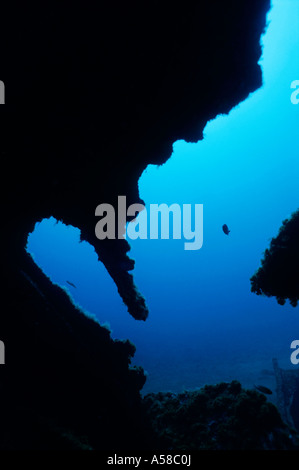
left=27, top=0, right=299, bottom=394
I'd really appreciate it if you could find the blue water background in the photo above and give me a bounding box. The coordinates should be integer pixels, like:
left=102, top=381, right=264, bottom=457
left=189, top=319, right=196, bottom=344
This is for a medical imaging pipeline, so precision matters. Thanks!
left=27, top=0, right=299, bottom=395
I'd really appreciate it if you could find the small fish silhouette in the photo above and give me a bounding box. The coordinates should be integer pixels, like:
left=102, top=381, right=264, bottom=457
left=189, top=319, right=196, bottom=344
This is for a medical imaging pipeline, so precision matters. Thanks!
left=254, top=384, right=272, bottom=395
left=222, top=224, right=230, bottom=235
left=66, top=280, right=77, bottom=289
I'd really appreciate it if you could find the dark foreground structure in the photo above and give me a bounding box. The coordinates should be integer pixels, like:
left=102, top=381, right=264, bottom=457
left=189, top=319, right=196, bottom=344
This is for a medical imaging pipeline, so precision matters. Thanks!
left=251, top=209, right=299, bottom=307
left=1, top=0, right=296, bottom=450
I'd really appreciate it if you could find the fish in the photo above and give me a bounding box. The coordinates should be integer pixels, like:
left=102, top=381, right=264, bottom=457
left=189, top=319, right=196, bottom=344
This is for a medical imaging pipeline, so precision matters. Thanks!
left=254, top=384, right=272, bottom=395
left=66, top=280, right=77, bottom=289
left=222, top=224, right=230, bottom=235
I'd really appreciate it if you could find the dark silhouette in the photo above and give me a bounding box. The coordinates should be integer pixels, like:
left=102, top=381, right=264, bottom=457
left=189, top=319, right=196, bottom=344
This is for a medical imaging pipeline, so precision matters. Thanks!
left=0, top=0, right=273, bottom=450
left=254, top=384, right=273, bottom=395
left=66, top=280, right=77, bottom=289
left=222, top=224, right=230, bottom=235
left=251, top=209, right=299, bottom=307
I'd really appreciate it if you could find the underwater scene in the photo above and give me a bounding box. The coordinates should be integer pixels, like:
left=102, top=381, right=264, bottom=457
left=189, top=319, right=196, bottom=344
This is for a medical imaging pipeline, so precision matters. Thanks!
left=28, top=0, right=299, bottom=398
left=1, top=0, right=299, bottom=456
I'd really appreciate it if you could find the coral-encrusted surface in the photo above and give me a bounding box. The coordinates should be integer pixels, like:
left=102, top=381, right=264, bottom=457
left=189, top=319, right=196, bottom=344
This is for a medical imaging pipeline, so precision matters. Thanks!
left=143, top=381, right=299, bottom=450
left=1, top=0, right=270, bottom=319
left=0, top=251, right=149, bottom=449
left=0, top=0, right=273, bottom=449
left=251, top=209, right=299, bottom=307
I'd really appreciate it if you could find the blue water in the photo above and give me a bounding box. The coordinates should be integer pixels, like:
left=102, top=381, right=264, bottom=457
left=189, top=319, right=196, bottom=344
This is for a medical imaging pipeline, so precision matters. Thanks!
left=27, top=0, right=299, bottom=396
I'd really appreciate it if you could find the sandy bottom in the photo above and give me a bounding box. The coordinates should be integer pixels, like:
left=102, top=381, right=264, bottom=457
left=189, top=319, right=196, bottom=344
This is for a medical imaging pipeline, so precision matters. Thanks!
left=135, top=344, right=297, bottom=410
